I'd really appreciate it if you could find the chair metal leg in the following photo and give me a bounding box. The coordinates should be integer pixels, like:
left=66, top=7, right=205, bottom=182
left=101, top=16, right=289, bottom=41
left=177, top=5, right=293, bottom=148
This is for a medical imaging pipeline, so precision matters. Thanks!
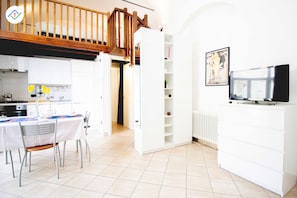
left=62, top=141, right=67, bottom=167
left=85, top=140, right=91, bottom=162
left=76, top=140, right=79, bottom=152
left=8, top=151, right=15, bottom=178
left=57, top=145, right=61, bottom=167
left=29, top=152, right=32, bottom=172
left=18, top=149, right=21, bottom=163
left=54, top=146, right=60, bottom=179
left=19, top=151, right=27, bottom=187
left=78, top=140, right=83, bottom=168
left=5, top=151, right=8, bottom=164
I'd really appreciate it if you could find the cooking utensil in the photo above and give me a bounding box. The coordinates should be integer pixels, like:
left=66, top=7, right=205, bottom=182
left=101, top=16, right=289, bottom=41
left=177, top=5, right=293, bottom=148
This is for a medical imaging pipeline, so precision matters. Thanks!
left=3, top=93, right=12, bottom=102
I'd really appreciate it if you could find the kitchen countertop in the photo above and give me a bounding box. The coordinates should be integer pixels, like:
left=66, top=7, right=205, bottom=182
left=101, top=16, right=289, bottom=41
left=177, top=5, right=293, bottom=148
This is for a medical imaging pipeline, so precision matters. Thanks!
left=0, top=100, right=74, bottom=106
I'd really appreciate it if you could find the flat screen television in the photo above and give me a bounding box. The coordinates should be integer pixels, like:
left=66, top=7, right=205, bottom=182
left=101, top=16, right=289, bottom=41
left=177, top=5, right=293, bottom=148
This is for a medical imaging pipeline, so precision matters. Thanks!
left=229, top=64, right=289, bottom=102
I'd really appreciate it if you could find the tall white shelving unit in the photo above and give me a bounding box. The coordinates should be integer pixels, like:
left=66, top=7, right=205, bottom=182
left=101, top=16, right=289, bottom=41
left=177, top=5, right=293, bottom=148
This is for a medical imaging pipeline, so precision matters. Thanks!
left=133, top=27, right=192, bottom=154
left=133, top=28, right=164, bottom=154
left=164, top=34, right=174, bottom=145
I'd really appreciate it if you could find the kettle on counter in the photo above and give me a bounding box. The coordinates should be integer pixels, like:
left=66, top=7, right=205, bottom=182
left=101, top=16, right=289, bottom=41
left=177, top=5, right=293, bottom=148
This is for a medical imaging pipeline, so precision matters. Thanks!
left=3, top=93, right=13, bottom=102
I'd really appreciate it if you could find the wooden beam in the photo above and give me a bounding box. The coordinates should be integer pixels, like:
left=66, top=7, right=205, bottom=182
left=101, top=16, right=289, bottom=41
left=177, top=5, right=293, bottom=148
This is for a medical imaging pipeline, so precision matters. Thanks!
left=0, top=31, right=110, bottom=53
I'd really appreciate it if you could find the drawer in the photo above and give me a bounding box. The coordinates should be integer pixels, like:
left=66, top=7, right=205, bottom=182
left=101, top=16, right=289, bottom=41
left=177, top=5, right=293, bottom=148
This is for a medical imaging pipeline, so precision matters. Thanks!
left=218, top=121, right=284, bottom=151
left=218, top=151, right=283, bottom=195
left=219, top=104, right=285, bottom=130
left=218, top=136, right=283, bottom=171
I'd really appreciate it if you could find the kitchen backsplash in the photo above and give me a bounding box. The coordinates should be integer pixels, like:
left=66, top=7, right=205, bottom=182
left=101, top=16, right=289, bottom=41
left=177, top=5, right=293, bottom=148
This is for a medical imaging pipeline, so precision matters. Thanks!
left=0, top=71, right=71, bottom=102
left=44, top=86, right=71, bottom=102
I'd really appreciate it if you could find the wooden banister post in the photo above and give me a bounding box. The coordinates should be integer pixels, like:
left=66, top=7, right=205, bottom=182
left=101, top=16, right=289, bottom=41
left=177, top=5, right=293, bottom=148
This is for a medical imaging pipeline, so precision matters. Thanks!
left=130, top=11, right=138, bottom=65
left=6, top=0, right=10, bottom=31
left=107, top=12, right=110, bottom=47
left=123, top=8, right=128, bottom=54
left=143, top=14, right=148, bottom=27
left=0, top=3, right=1, bottom=31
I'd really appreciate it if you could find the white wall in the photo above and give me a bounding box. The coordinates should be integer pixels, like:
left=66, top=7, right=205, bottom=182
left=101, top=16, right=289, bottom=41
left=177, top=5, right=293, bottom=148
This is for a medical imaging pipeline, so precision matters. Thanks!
left=172, top=0, right=297, bottom=113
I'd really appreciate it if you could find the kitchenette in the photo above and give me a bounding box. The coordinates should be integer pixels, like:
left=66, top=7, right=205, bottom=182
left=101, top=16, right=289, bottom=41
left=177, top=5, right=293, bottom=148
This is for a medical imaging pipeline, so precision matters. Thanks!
left=0, top=55, right=100, bottom=128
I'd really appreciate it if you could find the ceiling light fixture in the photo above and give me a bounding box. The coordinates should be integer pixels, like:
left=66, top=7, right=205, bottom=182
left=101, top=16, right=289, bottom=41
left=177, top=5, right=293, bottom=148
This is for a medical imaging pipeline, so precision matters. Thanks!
left=122, top=0, right=155, bottom=11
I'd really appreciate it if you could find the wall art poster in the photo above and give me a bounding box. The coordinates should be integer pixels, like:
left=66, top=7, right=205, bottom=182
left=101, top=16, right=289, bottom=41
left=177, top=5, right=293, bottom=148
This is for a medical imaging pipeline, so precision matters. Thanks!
left=205, top=47, right=229, bottom=86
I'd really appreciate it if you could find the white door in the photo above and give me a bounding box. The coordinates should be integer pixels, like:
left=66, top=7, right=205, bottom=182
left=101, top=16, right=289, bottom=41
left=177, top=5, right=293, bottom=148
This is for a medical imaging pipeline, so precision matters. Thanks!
left=96, top=53, right=112, bottom=136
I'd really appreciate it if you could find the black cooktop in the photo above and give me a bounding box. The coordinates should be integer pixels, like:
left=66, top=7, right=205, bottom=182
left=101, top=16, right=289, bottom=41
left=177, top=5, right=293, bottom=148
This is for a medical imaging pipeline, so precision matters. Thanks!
left=0, top=100, right=28, bottom=103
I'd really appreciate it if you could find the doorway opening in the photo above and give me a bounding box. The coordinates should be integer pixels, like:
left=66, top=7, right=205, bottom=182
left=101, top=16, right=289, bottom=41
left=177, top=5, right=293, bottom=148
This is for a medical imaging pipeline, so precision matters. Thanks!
left=111, top=60, right=132, bottom=134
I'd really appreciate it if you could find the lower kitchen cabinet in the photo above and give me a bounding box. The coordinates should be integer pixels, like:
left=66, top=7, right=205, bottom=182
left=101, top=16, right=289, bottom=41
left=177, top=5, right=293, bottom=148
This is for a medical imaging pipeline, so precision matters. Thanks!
left=27, top=102, right=72, bottom=117
left=218, top=103, right=297, bottom=197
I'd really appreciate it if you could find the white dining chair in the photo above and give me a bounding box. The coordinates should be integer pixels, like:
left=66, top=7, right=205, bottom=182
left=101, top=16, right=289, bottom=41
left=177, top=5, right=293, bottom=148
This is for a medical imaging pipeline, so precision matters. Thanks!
left=18, top=120, right=60, bottom=187
left=4, top=150, right=20, bottom=178
left=62, top=111, right=90, bottom=167
left=83, top=111, right=91, bottom=162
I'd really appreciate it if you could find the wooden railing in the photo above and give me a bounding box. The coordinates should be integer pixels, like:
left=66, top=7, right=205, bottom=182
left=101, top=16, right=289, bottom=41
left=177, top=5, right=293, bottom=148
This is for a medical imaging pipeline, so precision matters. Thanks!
left=1, top=0, right=110, bottom=46
left=108, top=8, right=148, bottom=62
left=0, top=0, right=149, bottom=61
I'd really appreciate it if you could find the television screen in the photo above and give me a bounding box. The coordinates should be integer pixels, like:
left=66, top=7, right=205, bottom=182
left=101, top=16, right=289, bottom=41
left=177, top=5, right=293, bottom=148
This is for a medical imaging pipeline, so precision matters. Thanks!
left=229, top=64, right=289, bottom=102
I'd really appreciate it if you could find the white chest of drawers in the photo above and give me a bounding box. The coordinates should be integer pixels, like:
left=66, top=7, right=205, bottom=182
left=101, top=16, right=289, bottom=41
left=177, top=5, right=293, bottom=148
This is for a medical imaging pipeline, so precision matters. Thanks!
left=218, top=103, right=297, bottom=196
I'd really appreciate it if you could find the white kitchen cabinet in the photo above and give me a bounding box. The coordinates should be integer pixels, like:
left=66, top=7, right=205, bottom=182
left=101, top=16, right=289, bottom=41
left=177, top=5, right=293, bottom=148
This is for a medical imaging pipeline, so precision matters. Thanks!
left=27, top=102, right=72, bottom=117
left=218, top=103, right=297, bottom=197
left=28, top=57, right=71, bottom=85
left=0, top=55, right=29, bottom=71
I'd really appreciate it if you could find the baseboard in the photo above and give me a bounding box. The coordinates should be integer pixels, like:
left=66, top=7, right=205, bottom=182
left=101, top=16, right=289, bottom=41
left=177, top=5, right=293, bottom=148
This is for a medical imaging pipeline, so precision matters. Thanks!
left=192, top=137, right=217, bottom=150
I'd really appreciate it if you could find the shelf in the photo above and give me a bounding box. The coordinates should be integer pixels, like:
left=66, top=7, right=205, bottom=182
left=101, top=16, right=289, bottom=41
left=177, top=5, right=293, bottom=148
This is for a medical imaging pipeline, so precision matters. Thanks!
left=164, top=135, right=173, bottom=145
left=165, top=132, right=173, bottom=137
left=164, top=58, right=173, bottom=63
left=164, top=33, right=174, bottom=148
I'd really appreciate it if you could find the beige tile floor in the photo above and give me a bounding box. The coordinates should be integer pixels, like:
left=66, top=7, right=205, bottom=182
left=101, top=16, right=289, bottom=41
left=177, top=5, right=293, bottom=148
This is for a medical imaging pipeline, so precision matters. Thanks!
left=0, top=124, right=297, bottom=198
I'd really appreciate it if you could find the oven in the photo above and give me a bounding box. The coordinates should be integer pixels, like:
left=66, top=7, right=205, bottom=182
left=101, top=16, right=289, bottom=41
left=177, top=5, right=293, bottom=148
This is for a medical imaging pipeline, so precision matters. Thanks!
left=0, top=104, right=27, bottom=117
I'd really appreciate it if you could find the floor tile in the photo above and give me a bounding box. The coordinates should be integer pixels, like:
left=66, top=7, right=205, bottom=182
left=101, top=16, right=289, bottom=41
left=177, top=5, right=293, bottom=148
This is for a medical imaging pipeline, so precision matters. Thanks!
left=63, top=172, right=96, bottom=189
left=235, top=180, right=270, bottom=197
left=162, top=172, right=186, bottom=188
left=47, top=185, right=81, bottom=198
left=187, top=189, right=213, bottom=198
left=211, top=181, right=240, bottom=196
left=159, top=186, right=186, bottom=198
left=107, top=179, right=138, bottom=197
left=75, top=190, right=104, bottom=198
left=131, top=182, right=160, bottom=198
left=119, top=167, right=144, bottom=181
left=187, top=175, right=212, bottom=192
left=98, top=165, right=126, bottom=178
left=140, top=170, right=165, bottom=185
left=20, top=181, right=60, bottom=197
left=85, top=176, right=115, bottom=193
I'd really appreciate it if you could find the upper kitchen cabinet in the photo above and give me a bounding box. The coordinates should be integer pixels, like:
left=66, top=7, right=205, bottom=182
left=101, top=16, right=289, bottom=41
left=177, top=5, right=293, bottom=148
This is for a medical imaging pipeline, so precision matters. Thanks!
left=28, top=57, right=71, bottom=85
left=0, top=55, right=29, bottom=71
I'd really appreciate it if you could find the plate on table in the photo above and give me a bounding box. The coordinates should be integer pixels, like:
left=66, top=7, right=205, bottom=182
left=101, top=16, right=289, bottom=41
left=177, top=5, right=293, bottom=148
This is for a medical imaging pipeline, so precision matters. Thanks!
left=0, top=117, right=10, bottom=122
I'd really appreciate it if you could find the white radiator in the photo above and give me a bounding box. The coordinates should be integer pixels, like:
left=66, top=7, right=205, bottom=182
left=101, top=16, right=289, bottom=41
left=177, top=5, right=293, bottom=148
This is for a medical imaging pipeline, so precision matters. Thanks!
left=193, top=111, right=218, bottom=145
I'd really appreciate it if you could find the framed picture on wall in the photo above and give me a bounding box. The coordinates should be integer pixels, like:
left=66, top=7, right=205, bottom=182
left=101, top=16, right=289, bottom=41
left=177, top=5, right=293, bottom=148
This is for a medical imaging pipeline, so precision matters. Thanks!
left=205, top=47, right=230, bottom=86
